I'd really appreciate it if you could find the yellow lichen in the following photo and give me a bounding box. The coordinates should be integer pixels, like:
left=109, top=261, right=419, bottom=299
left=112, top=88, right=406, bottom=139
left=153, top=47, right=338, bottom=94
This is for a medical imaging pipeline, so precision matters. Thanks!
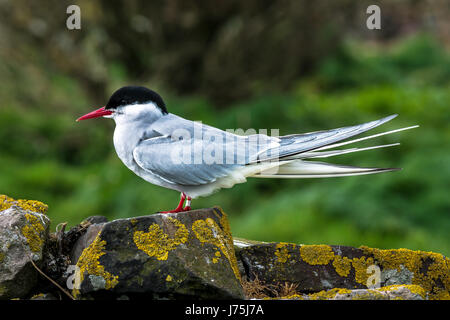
left=362, top=247, right=422, bottom=272
left=0, top=285, right=6, bottom=297
left=361, top=246, right=450, bottom=300
left=74, top=233, right=119, bottom=298
left=214, top=208, right=233, bottom=240
left=212, top=251, right=221, bottom=264
left=192, top=214, right=241, bottom=281
left=0, top=195, right=48, bottom=214
left=267, top=242, right=448, bottom=300
left=21, top=213, right=46, bottom=253
left=351, top=256, right=375, bottom=285
left=133, top=217, right=189, bottom=261
left=351, top=285, right=427, bottom=300
left=31, top=293, right=45, bottom=299
left=277, top=294, right=304, bottom=300
left=281, top=285, right=427, bottom=300
left=351, top=290, right=385, bottom=300
left=300, top=245, right=335, bottom=265
left=375, top=284, right=427, bottom=299
left=308, top=288, right=352, bottom=300
left=275, top=243, right=291, bottom=264
left=368, top=288, right=389, bottom=299
left=214, top=208, right=242, bottom=280
left=333, top=255, right=352, bottom=277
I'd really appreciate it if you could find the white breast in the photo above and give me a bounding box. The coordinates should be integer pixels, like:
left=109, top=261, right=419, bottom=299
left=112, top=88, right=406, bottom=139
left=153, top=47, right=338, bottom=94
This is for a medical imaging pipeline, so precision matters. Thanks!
left=112, top=112, right=180, bottom=191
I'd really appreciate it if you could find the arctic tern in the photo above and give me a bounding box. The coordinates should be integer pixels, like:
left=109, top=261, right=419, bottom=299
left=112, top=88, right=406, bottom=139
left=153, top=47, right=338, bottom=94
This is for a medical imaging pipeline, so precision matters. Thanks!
left=77, top=86, right=417, bottom=213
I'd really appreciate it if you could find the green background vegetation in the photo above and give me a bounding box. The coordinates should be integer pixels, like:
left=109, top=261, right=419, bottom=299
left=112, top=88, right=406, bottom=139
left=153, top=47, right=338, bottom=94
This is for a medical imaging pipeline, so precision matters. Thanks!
left=0, top=1, right=449, bottom=255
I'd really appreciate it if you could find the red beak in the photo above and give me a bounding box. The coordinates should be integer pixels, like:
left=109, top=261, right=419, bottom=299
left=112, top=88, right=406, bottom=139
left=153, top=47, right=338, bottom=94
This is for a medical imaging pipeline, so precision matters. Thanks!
left=76, top=107, right=113, bottom=121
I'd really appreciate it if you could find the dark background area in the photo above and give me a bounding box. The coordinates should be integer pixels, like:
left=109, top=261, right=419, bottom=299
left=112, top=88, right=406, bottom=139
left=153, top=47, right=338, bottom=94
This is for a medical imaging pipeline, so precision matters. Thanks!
left=0, top=0, right=449, bottom=255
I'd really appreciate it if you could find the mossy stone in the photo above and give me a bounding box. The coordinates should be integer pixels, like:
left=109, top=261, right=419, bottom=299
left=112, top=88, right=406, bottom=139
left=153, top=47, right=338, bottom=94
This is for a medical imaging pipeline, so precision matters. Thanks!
left=72, top=207, right=244, bottom=299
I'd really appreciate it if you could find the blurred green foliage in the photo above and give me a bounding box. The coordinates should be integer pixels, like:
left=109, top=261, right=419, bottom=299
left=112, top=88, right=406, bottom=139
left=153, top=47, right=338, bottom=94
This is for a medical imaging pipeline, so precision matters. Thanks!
left=0, top=0, right=448, bottom=256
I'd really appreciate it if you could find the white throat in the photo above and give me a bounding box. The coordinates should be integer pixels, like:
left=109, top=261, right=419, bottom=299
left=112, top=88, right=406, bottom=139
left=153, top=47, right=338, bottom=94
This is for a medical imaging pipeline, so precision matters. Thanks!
left=111, top=102, right=164, bottom=169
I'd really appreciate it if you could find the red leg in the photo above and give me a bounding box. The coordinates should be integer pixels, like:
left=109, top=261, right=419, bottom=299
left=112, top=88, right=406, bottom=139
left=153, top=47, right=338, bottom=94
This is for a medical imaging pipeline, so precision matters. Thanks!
left=183, top=196, right=192, bottom=211
left=160, top=193, right=186, bottom=213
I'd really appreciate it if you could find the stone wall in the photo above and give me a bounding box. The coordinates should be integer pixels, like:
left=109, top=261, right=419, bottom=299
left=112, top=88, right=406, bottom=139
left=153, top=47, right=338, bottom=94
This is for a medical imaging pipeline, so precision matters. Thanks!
left=0, top=195, right=448, bottom=300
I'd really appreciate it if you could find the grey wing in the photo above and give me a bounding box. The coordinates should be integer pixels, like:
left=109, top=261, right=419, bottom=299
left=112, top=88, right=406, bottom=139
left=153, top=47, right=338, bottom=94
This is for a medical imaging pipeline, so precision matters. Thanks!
left=136, top=114, right=279, bottom=185
left=133, top=135, right=243, bottom=186
left=150, top=113, right=279, bottom=153
left=253, top=114, right=398, bottom=163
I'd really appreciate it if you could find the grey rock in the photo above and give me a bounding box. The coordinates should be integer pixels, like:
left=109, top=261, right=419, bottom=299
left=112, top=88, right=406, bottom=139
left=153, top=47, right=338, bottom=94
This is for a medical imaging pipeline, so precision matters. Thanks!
left=30, top=292, right=58, bottom=300
left=237, top=242, right=368, bottom=292
left=71, top=207, right=244, bottom=300
left=236, top=242, right=449, bottom=300
left=381, top=265, right=414, bottom=286
left=0, top=197, right=50, bottom=299
left=82, top=216, right=109, bottom=225
left=280, top=285, right=427, bottom=300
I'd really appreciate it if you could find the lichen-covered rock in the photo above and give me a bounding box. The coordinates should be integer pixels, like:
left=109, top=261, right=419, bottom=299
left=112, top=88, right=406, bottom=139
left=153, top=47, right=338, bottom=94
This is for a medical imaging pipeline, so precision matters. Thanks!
left=1, top=193, right=446, bottom=301
left=0, top=195, right=50, bottom=299
left=279, top=284, right=427, bottom=300
left=30, top=292, right=58, bottom=300
left=70, top=207, right=244, bottom=299
left=237, top=242, right=450, bottom=300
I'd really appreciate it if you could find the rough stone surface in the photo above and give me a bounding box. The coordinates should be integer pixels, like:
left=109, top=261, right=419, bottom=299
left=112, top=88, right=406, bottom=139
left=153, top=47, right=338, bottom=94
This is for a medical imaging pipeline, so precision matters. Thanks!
left=236, top=242, right=450, bottom=300
left=30, top=292, right=58, bottom=300
left=1, top=193, right=448, bottom=300
left=0, top=195, right=50, bottom=299
left=279, top=284, right=427, bottom=300
left=71, top=207, right=244, bottom=299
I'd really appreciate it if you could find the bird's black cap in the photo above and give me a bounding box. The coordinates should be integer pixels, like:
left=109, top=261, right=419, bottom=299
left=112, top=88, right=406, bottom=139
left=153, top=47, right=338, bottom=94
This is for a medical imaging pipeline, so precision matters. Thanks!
left=105, top=86, right=168, bottom=114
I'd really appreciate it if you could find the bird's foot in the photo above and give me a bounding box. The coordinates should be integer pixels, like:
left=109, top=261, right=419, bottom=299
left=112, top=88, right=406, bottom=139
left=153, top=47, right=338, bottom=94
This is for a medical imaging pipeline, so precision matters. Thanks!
left=159, top=193, right=192, bottom=214
left=159, top=208, right=188, bottom=213
left=159, top=206, right=191, bottom=214
left=183, top=197, right=192, bottom=211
